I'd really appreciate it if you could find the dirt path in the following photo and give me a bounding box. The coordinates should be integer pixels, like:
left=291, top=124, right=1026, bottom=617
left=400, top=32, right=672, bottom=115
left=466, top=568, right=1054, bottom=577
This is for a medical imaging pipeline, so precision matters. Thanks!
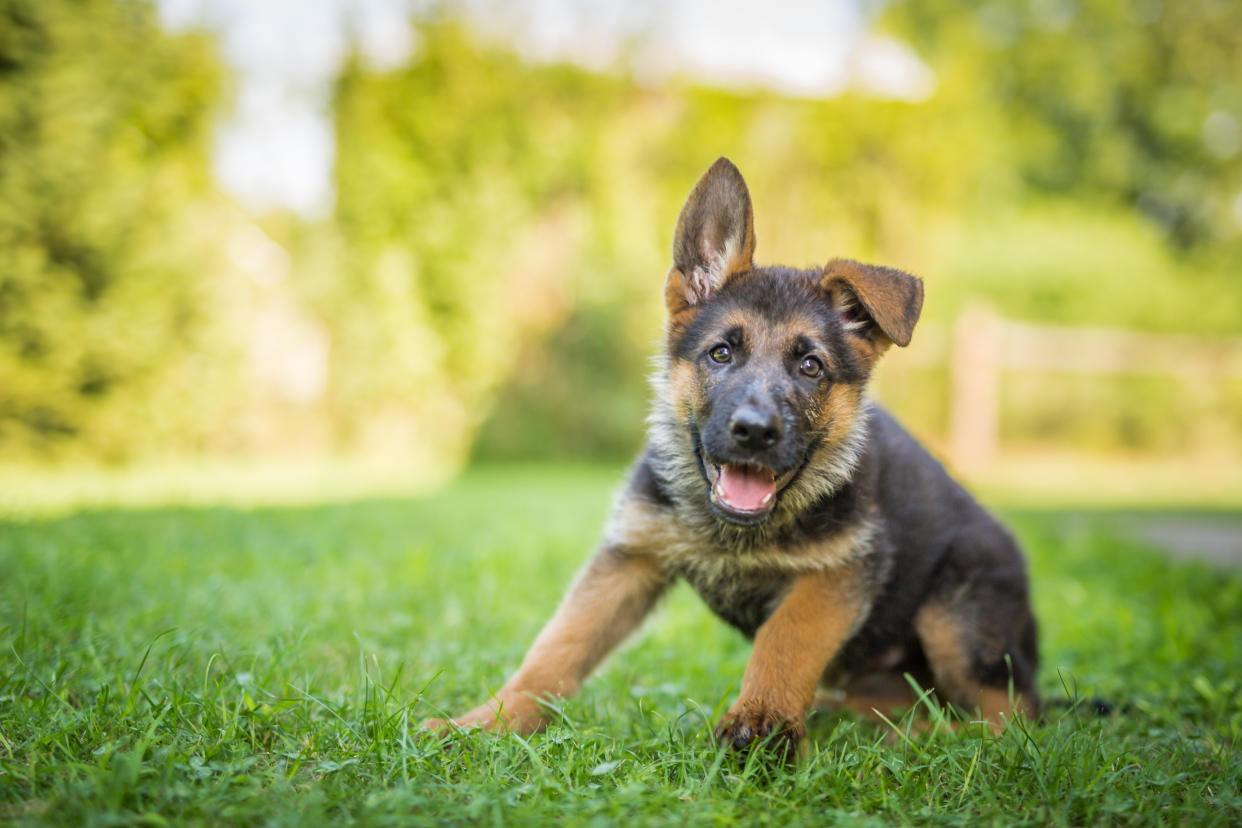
left=1120, top=515, right=1242, bottom=568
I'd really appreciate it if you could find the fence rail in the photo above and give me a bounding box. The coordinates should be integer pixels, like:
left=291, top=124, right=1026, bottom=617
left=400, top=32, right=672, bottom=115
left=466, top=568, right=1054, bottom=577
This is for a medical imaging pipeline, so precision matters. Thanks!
left=939, top=304, right=1242, bottom=468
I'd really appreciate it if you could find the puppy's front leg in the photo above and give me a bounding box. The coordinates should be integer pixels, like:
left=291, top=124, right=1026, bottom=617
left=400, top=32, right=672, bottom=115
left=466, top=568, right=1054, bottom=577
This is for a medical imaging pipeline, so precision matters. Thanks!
left=422, top=547, right=668, bottom=735
left=716, top=565, right=866, bottom=761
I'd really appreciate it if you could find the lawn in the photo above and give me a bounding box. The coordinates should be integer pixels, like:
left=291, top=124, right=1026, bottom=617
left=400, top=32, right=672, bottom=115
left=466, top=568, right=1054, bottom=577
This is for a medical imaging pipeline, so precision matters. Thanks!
left=1, top=463, right=1240, bottom=826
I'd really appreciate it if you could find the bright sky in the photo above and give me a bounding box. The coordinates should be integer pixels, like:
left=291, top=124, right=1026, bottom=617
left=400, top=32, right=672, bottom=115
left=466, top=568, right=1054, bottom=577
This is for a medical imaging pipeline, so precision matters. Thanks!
left=157, top=0, right=932, bottom=217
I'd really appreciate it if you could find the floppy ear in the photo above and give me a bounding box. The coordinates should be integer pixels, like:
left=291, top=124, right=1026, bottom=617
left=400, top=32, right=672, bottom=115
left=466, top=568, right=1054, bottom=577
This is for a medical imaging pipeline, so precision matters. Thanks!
left=664, top=157, right=756, bottom=318
left=820, top=258, right=924, bottom=350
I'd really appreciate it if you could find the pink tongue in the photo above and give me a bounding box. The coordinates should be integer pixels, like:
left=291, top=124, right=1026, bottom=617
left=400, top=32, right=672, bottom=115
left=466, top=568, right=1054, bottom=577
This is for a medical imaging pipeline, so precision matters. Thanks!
left=716, top=464, right=776, bottom=511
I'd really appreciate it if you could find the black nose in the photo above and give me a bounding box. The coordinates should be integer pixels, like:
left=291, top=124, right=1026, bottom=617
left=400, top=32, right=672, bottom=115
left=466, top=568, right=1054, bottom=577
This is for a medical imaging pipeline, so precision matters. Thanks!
left=729, top=405, right=781, bottom=450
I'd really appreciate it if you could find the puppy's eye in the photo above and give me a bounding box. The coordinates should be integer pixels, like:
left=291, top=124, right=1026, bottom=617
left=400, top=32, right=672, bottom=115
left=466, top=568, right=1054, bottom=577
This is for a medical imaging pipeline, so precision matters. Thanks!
left=800, top=356, right=824, bottom=378
left=709, top=344, right=732, bottom=364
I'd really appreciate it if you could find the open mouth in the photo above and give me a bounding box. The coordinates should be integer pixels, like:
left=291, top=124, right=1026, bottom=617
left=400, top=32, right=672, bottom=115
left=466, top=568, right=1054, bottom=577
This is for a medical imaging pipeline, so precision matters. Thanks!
left=701, top=457, right=799, bottom=525
left=689, top=427, right=808, bottom=526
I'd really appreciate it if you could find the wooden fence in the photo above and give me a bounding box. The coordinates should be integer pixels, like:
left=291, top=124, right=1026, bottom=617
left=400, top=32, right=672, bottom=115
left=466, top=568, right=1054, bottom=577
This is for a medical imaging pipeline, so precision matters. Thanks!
left=933, top=304, right=1242, bottom=469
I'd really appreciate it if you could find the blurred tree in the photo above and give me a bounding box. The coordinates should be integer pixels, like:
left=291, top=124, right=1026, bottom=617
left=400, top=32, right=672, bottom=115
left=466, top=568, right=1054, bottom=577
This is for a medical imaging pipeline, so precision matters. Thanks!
left=883, top=0, right=1242, bottom=250
left=0, top=0, right=227, bottom=459
left=322, top=25, right=621, bottom=466
left=5, top=3, right=1237, bottom=465
left=327, top=21, right=983, bottom=462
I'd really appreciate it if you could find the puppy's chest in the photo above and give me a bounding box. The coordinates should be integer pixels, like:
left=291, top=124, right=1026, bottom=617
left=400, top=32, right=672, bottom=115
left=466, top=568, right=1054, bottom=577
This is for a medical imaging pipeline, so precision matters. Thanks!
left=609, top=497, right=866, bottom=637
left=674, top=554, right=793, bottom=639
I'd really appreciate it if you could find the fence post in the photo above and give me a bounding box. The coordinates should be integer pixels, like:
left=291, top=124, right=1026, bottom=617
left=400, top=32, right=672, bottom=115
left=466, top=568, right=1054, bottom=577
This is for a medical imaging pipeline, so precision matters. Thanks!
left=948, top=303, right=1001, bottom=471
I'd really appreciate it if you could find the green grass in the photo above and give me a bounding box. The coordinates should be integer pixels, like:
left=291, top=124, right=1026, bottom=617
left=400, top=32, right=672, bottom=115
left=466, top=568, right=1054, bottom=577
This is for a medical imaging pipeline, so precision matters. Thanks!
left=1, top=464, right=1240, bottom=826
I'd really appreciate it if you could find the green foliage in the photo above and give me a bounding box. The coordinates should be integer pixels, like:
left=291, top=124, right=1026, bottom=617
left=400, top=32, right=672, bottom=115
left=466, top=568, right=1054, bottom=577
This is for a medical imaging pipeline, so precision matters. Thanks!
left=4, top=4, right=1240, bottom=464
left=471, top=304, right=652, bottom=460
left=932, top=202, right=1239, bottom=332
left=883, top=0, right=1242, bottom=250
left=330, top=22, right=1004, bottom=462
left=0, top=0, right=228, bottom=460
left=314, top=27, right=631, bottom=464
left=330, top=16, right=1242, bottom=462
left=1, top=465, right=1240, bottom=824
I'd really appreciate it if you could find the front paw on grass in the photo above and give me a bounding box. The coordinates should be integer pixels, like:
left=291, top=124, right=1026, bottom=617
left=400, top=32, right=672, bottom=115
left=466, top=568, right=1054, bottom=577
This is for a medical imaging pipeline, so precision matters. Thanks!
left=714, top=708, right=806, bottom=764
left=416, top=717, right=480, bottom=739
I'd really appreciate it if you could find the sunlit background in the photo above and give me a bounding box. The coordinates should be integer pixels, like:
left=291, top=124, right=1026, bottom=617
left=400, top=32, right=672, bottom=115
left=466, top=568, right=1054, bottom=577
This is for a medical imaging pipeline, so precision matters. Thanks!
left=3, top=0, right=1241, bottom=509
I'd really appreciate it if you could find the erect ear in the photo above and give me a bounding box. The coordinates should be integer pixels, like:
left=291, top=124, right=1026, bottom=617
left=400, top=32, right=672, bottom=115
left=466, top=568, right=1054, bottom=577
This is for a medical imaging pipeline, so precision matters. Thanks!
left=820, top=258, right=924, bottom=350
left=664, top=157, right=756, bottom=318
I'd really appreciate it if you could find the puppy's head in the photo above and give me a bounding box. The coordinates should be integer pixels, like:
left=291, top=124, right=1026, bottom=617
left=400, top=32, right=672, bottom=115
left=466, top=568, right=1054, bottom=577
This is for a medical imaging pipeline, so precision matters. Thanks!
left=662, top=158, right=923, bottom=526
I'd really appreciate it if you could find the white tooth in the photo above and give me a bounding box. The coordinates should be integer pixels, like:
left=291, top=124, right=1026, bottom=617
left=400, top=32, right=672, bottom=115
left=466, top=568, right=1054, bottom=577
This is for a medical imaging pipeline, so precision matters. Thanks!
left=761, top=492, right=772, bottom=506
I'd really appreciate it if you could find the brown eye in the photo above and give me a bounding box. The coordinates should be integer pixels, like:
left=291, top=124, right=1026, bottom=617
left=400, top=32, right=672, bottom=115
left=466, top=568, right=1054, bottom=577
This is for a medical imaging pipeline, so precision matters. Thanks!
left=800, top=356, right=824, bottom=378
left=709, top=344, right=732, bottom=364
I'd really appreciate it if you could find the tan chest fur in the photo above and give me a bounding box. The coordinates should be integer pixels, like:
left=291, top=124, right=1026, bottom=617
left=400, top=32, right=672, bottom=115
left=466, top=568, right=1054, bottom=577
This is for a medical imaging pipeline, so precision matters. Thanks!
left=604, top=493, right=874, bottom=635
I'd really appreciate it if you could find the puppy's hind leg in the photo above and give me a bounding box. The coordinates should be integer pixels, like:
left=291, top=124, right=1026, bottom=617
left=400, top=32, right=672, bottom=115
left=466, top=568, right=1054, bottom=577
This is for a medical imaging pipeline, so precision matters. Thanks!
left=913, top=596, right=1039, bottom=730
left=814, top=672, right=919, bottom=722
left=912, top=521, right=1040, bottom=731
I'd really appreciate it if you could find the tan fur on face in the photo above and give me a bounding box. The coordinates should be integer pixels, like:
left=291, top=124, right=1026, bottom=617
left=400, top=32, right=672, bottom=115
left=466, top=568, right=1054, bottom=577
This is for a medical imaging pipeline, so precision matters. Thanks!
left=665, top=360, right=701, bottom=422
left=645, top=361, right=871, bottom=550
left=820, top=382, right=862, bottom=447
left=652, top=305, right=874, bottom=548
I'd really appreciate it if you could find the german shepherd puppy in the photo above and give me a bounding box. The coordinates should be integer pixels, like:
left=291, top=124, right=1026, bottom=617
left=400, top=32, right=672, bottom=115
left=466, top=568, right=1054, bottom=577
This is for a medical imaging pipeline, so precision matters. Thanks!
left=422, top=158, right=1039, bottom=758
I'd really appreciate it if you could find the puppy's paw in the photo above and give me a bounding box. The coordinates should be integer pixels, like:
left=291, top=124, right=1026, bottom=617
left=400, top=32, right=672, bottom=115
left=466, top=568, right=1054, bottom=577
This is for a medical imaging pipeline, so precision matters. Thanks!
left=417, top=716, right=472, bottom=737
left=715, top=701, right=806, bottom=763
left=418, top=716, right=448, bottom=733
left=418, top=698, right=547, bottom=737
